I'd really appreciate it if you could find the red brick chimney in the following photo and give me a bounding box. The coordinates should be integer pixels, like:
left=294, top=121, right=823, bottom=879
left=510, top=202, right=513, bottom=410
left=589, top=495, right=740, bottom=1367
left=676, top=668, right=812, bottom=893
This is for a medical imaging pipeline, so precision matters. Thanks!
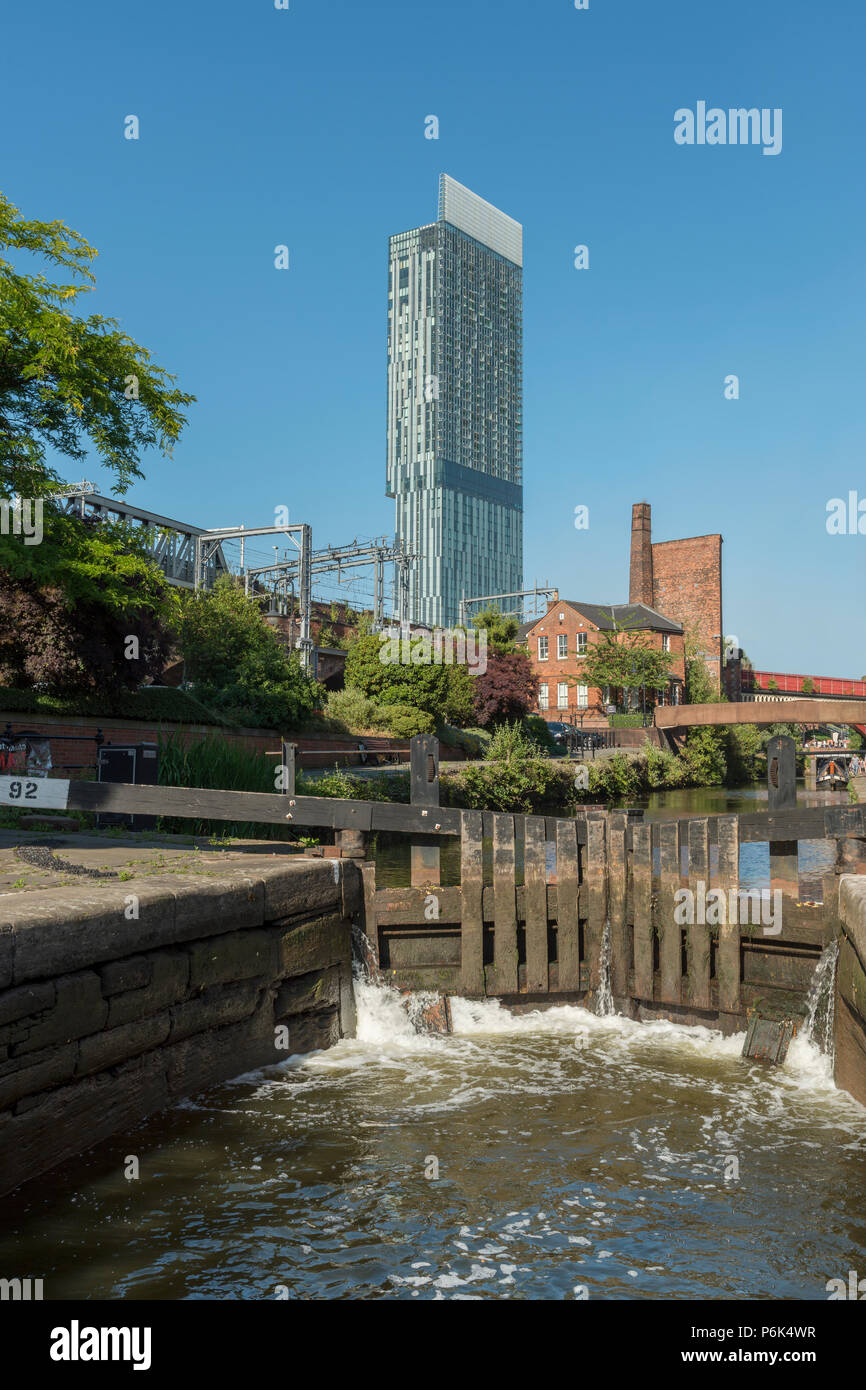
left=629, top=502, right=653, bottom=606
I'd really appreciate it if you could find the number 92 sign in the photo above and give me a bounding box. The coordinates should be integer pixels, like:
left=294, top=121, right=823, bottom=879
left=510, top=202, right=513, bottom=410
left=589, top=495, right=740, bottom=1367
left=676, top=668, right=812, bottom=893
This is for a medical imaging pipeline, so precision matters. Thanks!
left=0, top=776, right=70, bottom=809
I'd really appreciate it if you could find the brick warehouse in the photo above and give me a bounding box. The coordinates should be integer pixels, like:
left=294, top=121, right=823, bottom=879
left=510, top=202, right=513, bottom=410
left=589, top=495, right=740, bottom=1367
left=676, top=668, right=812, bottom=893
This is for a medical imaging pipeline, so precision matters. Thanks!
left=629, top=501, right=723, bottom=688
left=523, top=601, right=685, bottom=727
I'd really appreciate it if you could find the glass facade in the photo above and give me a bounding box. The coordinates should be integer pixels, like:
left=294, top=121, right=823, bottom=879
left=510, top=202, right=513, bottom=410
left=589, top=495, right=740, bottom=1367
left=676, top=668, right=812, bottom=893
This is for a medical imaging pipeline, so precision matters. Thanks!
left=386, top=175, right=523, bottom=627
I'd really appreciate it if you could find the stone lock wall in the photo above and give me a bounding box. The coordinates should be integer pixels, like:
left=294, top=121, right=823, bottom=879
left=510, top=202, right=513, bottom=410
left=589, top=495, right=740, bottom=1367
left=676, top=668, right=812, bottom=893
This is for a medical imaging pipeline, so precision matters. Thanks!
left=836, top=875, right=866, bottom=1108
left=0, top=858, right=360, bottom=1197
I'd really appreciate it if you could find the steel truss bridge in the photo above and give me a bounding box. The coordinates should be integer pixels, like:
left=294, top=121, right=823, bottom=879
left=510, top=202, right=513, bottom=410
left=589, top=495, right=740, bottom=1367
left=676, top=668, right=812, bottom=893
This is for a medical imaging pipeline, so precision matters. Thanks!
left=53, top=486, right=418, bottom=670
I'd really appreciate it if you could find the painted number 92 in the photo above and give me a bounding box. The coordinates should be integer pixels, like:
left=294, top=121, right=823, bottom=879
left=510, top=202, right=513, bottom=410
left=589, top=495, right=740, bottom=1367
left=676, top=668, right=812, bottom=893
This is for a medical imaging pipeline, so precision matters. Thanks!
left=5, top=781, right=38, bottom=800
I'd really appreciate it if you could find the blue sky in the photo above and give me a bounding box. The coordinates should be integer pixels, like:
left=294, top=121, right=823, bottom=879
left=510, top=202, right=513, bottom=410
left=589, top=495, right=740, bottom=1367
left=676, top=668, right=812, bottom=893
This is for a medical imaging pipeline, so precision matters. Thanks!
left=3, top=0, right=864, bottom=672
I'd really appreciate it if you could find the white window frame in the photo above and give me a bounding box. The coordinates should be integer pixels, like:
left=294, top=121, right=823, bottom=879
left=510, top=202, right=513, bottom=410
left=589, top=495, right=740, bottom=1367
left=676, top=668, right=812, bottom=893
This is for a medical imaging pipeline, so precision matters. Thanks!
left=662, top=633, right=670, bottom=653
left=576, top=632, right=587, bottom=656
left=537, top=635, right=548, bottom=661
left=557, top=682, right=569, bottom=710
left=539, top=682, right=549, bottom=710
left=576, top=684, right=589, bottom=709
left=557, top=634, right=567, bottom=660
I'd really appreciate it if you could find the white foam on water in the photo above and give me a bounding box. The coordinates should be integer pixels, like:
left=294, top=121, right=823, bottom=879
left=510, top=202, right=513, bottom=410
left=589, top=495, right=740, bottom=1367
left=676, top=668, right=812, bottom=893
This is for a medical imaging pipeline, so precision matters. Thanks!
left=238, top=968, right=861, bottom=1127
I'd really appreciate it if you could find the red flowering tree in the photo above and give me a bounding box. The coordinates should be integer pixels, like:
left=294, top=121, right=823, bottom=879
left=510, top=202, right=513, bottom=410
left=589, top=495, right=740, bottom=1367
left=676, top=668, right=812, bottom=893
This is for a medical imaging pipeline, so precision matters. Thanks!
left=471, top=650, right=538, bottom=728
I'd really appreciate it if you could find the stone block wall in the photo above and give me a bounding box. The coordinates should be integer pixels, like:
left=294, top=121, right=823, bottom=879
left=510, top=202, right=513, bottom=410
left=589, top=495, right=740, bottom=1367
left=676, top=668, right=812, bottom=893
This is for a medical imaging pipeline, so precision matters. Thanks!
left=835, top=874, right=866, bottom=1107
left=0, top=858, right=360, bottom=1196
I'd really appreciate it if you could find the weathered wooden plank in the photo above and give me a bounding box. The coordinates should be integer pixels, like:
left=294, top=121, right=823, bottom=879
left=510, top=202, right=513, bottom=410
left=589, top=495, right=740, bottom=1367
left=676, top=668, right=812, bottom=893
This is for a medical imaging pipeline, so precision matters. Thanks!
left=687, top=818, right=711, bottom=1010
left=632, top=822, right=653, bottom=1001
left=657, top=820, right=682, bottom=1004
left=585, top=815, right=608, bottom=995
left=716, top=814, right=741, bottom=1014
left=460, top=810, right=485, bottom=996
left=608, top=811, right=628, bottom=1000
left=492, top=814, right=518, bottom=994
left=410, top=734, right=441, bottom=887
left=375, top=886, right=461, bottom=924
left=358, top=862, right=381, bottom=980
left=555, top=819, right=581, bottom=992
left=67, top=780, right=464, bottom=835
left=524, top=816, right=548, bottom=992
left=374, top=882, right=586, bottom=927
left=67, top=777, right=865, bottom=846
left=280, top=739, right=296, bottom=797
left=736, top=804, right=865, bottom=843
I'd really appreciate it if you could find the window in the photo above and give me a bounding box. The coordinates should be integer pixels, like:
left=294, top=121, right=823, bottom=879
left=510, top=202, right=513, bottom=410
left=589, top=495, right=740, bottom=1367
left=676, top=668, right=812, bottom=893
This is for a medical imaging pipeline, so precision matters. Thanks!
left=662, top=633, right=670, bottom=653
left=539, top=682, right=549, bottom=710
left=557, top=682, right=569, bottom=709
left=538, top=635, right=548, bottom=661
left=576, top=632, right=587, bottom=656
left=576, top=684, right=589, bottom=708
left=557, top=634, right=567, bottom=659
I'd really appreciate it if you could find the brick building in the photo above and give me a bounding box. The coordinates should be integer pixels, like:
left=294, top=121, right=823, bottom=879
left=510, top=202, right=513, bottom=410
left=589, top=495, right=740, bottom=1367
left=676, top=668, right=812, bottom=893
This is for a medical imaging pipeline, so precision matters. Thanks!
left=629, top=502, right=723, bottom=689
left=523, top=600, right=685, bottom=726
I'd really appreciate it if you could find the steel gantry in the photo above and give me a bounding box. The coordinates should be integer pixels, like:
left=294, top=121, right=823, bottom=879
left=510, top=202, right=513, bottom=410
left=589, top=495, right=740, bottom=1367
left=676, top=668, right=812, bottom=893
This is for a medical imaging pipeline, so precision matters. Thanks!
left=244, top=536, right=417, bottom=629
left=457, top=584, right=560, bottom=627
left=197, top=522, right=315, bottom=669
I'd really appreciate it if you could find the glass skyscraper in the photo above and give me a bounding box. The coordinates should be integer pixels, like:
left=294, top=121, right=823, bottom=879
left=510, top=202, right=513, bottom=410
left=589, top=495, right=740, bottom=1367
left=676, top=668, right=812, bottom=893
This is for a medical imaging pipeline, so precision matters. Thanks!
left=386, top=174, right=523, bottom=628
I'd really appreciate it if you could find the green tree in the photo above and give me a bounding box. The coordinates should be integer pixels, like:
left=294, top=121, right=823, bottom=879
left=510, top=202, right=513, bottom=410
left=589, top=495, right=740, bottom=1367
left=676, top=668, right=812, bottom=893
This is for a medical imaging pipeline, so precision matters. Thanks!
left=345, top=631, right=474, bottom=725
left=0, top=510, right=178, bottom=692
left=470, top=604, right=520, bottom=656
left=179, top=578, right=320, bottom=728
left=0, top=190, right=193, bottom=498
left=679, top=726, right=728, bottom=785
left=579, top=619, right=674, bottom=708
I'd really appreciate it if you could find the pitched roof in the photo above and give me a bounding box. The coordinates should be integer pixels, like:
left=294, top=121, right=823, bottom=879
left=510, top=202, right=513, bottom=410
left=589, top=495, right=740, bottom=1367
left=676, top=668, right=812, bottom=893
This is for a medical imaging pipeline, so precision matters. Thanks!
left=529, top=601, right=684, bottom=635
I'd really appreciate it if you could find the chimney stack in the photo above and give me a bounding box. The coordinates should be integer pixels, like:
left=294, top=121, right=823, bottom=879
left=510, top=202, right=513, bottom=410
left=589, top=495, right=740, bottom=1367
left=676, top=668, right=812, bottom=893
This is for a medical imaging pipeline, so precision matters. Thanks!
left=629, top=502, right=653, bottom=606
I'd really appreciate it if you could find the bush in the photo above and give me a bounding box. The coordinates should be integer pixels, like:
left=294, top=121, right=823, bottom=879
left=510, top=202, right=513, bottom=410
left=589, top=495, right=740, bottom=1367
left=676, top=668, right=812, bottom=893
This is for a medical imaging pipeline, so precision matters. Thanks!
left=643, top=741, right=685, bottom=789
left=193, top=678, right=319, bottom=732
left=371, top=703, right=435, bottom=738
left=438, top=724, right=491, bottom=758
left=677, top=726, right=727, bottom=785
left=0, top=685, right=232, bottom=726
left=444, top=720, right=559, bottom=812
left=449, top=756, right=559, bottom=813
left=488, top=720, right=544, bottom=763
left=325, top=686, right=379, bottom=732
left=345, top=632, right=474, bottom=724
left=523, top=715, right=556, bottom=754
left=587, top=753, right=644, bottom=801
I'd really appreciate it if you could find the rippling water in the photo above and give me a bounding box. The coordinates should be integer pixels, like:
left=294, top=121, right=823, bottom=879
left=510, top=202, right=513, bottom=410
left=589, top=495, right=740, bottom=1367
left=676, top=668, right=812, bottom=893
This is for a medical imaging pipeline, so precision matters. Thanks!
left=2, top=974, right=864, bottom=1301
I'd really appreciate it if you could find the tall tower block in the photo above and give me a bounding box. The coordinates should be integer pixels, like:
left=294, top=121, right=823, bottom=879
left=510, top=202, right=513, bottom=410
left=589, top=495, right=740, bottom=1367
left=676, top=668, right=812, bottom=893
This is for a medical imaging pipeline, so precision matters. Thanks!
left=386, top=174, right=524, bottom=627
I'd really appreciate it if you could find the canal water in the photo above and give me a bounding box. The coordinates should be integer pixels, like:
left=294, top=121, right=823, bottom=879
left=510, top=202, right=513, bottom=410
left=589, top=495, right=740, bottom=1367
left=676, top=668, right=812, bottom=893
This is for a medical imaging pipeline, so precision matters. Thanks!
left=2, top=969, right=864, bottom=1301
